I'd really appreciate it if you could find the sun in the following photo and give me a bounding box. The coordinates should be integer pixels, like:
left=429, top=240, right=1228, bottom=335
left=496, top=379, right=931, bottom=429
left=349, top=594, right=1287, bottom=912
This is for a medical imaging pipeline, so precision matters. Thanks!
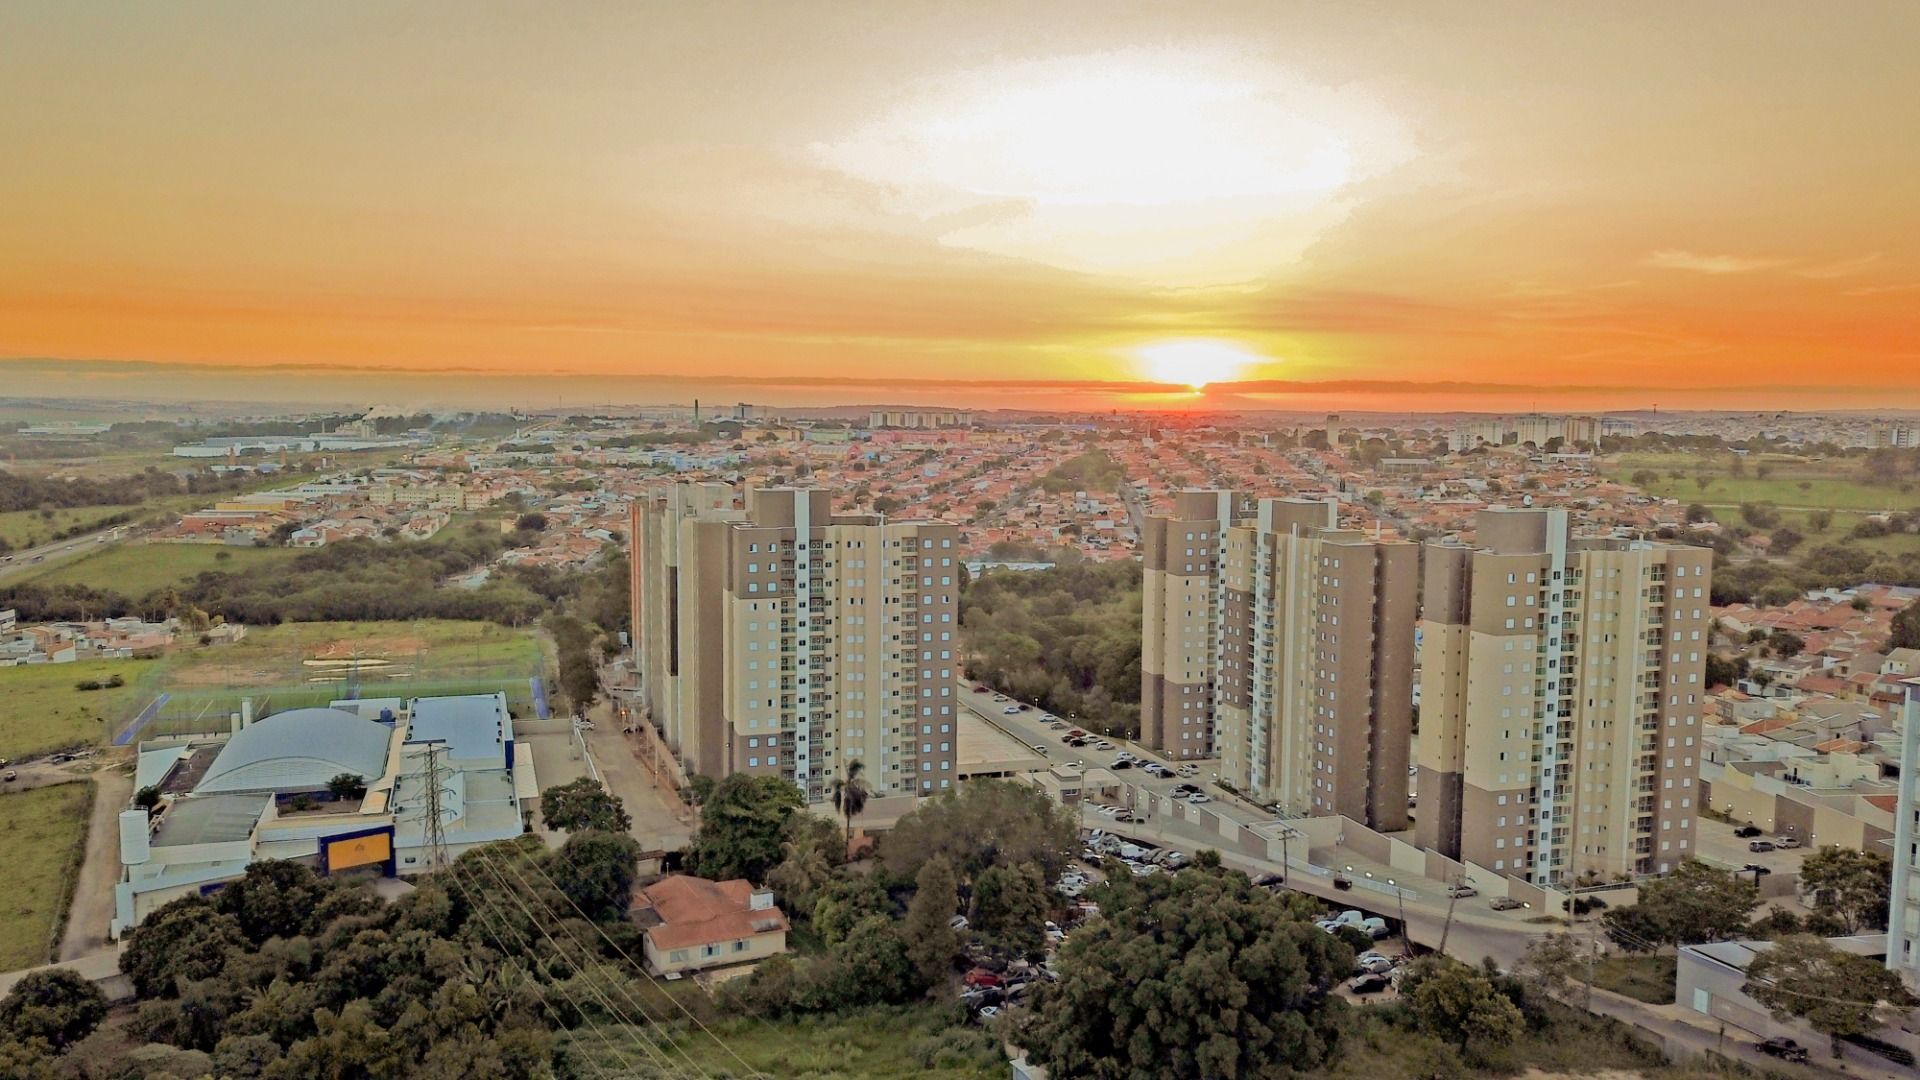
left=1135, top=340, right=1264, bottom=390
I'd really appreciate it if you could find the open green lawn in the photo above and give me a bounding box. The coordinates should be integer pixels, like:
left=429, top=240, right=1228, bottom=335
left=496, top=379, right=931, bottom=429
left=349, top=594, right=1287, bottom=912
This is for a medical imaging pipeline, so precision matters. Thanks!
left=568, top=1005, right=1004, bottom=1080
left=1603, top=453, right=1919, bottom=513
left=1590, top=954, right=1677, bottom=1005
left=0, top=506, right=137, bottom=552
left=0, top=659, right=159, bottom=760
left=0, top=782, right=93, bottom=971
left=25, top=542, right=299, bottom=597
left=139, top=620, right=547, bottom=734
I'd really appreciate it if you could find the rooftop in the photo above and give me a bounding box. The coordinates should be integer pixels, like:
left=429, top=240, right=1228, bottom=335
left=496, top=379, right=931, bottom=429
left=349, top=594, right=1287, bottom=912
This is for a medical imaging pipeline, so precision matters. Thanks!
left=153, top=794, right=272, bottom=847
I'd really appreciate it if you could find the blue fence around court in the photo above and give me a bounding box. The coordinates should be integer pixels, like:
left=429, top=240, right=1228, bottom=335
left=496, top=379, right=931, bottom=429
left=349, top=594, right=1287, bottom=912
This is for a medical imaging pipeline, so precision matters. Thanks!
left=530, top=676, right=551, bottom=719
left=115, top=693, right=171, bottom=746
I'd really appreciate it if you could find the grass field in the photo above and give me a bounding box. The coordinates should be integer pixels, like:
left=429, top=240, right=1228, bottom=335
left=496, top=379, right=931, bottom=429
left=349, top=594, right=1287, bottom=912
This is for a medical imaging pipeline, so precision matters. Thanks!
left=0, top=658, right=159, bottom=760
left=1603, top=452, right=1918, bottom=513
left=1590, top=954, right=1677, bottom=1005
left=25, top=542, right=299, bottom=596
left=0, top=782, right=93, bottom=971
left=568, top=1005, right=1004, bottom=1079
left=0, top=506, right=137, bottom=552
left=132, top=619, right=547, bottom=736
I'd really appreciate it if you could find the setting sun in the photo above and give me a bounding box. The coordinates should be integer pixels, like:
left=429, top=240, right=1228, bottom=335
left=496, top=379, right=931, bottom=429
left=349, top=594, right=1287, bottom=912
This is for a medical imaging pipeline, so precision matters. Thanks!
left=1135, top=340, right=1265, bottom=390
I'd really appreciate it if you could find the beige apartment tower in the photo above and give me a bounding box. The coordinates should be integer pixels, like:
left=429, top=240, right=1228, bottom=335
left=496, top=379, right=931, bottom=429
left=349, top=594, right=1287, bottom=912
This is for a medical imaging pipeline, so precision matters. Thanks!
left=1213, top=498, right=1418, bottom=826
left=1141, top=490, right=1250, bottom=760
left=1142, top=491, right=1417, bottom=828
left=1416, top=508, right=1712, bottom=884
left=631, top=484, right=961, bottom=803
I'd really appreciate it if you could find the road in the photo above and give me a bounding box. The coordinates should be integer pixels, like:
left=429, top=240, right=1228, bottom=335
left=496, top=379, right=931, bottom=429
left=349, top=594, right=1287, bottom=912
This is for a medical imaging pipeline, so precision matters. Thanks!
left=61, top=759, right=132, bottom=960
left=0, top=524, right=132, bottom=584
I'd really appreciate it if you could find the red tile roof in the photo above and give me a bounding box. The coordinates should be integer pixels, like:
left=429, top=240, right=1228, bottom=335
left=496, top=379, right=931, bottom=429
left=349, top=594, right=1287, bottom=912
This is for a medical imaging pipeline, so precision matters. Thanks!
left=631, top=876, right=788, bottom=952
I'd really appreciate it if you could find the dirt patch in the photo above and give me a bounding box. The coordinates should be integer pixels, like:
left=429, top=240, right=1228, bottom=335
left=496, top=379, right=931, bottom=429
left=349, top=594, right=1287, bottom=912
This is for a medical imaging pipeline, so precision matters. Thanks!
left=1521, top=1071, right=1658, bottom=1080
left=312, top=633, right=428, bottom=659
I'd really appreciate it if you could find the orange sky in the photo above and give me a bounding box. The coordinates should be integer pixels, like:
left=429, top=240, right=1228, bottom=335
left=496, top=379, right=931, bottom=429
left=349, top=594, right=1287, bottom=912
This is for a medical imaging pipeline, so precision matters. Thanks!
left=2, top=2, right=1917, bottom=411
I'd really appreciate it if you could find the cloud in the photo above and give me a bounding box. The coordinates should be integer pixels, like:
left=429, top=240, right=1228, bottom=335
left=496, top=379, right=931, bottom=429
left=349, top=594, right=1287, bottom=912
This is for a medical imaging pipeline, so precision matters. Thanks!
left=1642, top=250, right=1790, bottom=274
left=1796, top=252, right=1881, bottom=279
left=1844, top=281, right=1920, bottom=296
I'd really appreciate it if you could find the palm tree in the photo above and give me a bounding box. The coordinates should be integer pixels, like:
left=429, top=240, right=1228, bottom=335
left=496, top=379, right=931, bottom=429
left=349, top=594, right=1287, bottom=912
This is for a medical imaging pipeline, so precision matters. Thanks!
left=830, top=759, right=871, bottom=856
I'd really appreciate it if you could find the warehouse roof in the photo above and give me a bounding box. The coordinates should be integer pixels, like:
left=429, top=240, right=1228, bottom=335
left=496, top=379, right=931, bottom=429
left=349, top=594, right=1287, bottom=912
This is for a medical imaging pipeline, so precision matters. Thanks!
left=196, top=708, right=394, bottom=795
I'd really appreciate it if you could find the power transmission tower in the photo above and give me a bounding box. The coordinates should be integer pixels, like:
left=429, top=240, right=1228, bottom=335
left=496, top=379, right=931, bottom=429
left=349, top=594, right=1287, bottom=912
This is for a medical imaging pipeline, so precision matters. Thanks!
left=421, top=743, right=451, bottom=873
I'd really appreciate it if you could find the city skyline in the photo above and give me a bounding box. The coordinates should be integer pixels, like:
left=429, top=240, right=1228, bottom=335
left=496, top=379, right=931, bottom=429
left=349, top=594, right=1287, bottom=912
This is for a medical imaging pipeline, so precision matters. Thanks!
left=4, top=3, right=1918, bottom=411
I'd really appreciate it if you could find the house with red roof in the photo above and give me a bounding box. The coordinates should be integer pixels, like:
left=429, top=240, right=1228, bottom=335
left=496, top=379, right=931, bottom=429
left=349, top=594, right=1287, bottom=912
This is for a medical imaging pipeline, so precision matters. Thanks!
left=629, top=876, right=789, bottom=976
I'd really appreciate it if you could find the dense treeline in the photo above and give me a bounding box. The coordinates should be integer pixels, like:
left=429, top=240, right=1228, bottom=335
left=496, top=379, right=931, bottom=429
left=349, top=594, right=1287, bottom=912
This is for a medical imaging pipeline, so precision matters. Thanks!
left=962, top=561, right=1141, bottom=737
left=0, top=815, right=658, bottom=1078
left=1707, top=540, right=1920, bottom=604
left=0, top=467, right=257, bottom=515
left=0, top=528, right=549, bottom=626
left=1035, top=449, right=1125, bottom=494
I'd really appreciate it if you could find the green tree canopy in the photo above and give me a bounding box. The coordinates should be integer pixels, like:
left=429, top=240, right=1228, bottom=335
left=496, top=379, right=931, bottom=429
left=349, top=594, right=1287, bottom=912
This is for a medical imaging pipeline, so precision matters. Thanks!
left=538, top=777, right=632, bottom=834
left=1600, top=859, right=1758, bottom=952
left=1016, top=859, right=1351, bottom=1079
left=686, top=774, right=805, bottom=883
left=881, top=779, right=1077, bottom=887
left=0, top=968, right=108, bottom=1051
left=903, top=857, right=961, bottom=994
left=968, top=862, right=1050, bottom=959
left=1398, top=958, right=1526, bottom=1053
left=1743, top=934, right=1918, bottom=1059
left=1798, top=845, right=1892, bottom=934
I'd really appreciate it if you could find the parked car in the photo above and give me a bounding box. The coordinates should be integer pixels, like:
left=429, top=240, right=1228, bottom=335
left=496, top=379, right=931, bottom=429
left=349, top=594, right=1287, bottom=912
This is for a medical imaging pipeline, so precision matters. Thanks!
left=1110, top=759, right=1132, bottom=770
left=1357, top=956, right=1395, bottom=976
left=1743, top=863, right=1772, bottom=876
left=974, top=1005, right=1001, bottom=1021
left=1031, top=744, right=1049, bottom=755
left=950, top=915, right=970, bottom=930
left=1446, top=883, right=1478, bottom=899
left=1733, top=825, right=1762, bottom=838
left=1755, top=1038, right=1808, bottom=1064
left=1360, top=917, right=1391, bottom=939
left=1001, top=706, right=1021, bottom=715
left=1773, top=835, right=1801, bottom=849
left=2, top=771, right=15, bottom=782
left=1186, top=793, right=1212, bottom=804
left=1489, top=896, right=1524, bottom=911
left=963, top=968, right=1003, bottom=988
left=1348, top=973, right=1392, bottom=995
left=1748, top=840, right=1776, bottom=853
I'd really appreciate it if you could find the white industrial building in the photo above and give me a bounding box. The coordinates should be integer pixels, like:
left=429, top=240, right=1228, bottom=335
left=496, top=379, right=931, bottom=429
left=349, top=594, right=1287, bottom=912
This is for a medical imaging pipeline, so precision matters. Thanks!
left=114, top=692, right=537, bottom=935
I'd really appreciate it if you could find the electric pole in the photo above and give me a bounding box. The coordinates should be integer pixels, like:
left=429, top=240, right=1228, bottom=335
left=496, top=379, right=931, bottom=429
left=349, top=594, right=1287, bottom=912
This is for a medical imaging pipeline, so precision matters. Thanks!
left=421, top=743, right=451, bottom=873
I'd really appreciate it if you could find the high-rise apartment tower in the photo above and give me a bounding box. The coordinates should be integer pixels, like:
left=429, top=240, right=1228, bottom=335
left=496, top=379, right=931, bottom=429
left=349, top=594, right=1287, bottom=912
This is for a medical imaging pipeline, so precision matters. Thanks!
left=1416, top=508, right=1711, bottom=884
left=630, top=484, right=962, bottom=803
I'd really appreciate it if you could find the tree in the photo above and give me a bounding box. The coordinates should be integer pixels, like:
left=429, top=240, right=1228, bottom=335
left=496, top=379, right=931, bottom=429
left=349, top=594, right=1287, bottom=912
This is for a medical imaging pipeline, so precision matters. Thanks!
left=1743, top=934, right=1917, bottom=1059
left=0, top=968, right=108, bottom=1050
left=828, top=759, right=870, bottom=855
left=1601, top=859, right=1758, bottom=952
left=902, top=857, right=961, bottom=994
left=1399, top=959, right=1525, bottom=1054
left=1685, top=503, right=1713, bottom=524
left=1513, top=933, right=1594, bottom=1003
left=882, top=780, right=1078, bottom=886
left=538, top=778, right=632, bottom=834
left=1808, top=509, right=1834, bottom=532
left=214, top=860, right=340, bottom=944
left=514, top=512, right=548, bottom=532
left=1017, top=861, right=1351, bottom=1079
left=1768, top=629, right=1805, bottom=659
left=1891, top=599, right=1920, bottom=650
left=969, top=863, right=1050, bottom=958
left=134, top=784, right=163, bottom=813
left=119, top=896, right=247, bottom=998
left=325, top=773, right=366, bottom=800
left=546, top=831, right=643, bottom=921
left=765, top=814, right=840, bottom=918
left=1798, top=845, right=1892, bottom=933
left=686, top=774, right=803, bottom=883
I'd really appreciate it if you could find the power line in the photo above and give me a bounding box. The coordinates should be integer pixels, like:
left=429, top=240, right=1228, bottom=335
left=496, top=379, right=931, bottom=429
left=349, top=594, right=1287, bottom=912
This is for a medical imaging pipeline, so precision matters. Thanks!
left=452, top=843, right=718, bottom=1079
left=505, top=841, right=771, bottom=1080
left=430, top=857, right=639, bottom=1080
left=441, top=853, right=694, bottom=1079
